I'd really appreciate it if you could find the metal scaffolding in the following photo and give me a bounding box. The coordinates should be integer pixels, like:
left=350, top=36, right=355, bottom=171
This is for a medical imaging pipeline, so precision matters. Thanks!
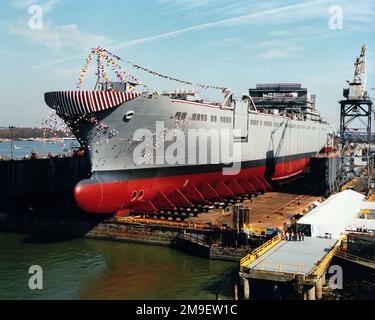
left=339, top=46, right=373, bottom=193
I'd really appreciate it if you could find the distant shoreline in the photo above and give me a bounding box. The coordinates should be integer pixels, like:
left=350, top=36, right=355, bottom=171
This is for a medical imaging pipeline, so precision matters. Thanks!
left=0, top=137, right=76, bottom=142
left=0, top=127, right=72, bottom=140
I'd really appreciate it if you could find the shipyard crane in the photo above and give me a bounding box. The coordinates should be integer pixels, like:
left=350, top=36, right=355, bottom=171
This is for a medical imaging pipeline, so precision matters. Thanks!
left=339, top=45, right=373, bottom=193
left=348, top=45, right=367, bottom=100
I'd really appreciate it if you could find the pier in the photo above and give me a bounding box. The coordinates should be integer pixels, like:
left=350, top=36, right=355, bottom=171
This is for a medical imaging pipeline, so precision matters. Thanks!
left=239, top=236, right=340, bottom=300
left=239, top=188, right=375, bottom=300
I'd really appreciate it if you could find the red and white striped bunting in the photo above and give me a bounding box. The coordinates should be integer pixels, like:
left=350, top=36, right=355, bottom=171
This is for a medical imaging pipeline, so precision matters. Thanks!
left=45, top=91, right=140, bottom=116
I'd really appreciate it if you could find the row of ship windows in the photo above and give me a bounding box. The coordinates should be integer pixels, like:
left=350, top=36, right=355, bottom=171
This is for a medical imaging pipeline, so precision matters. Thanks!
left=174, top=112, right=232, bottom=123
left=173, top=113, right=318, bottom=129
left=250, top=120, right=317, bottom=130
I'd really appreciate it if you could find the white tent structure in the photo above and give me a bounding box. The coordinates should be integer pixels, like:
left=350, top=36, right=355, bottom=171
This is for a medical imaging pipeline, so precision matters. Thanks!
left=297, top=190, right=365, bottom=239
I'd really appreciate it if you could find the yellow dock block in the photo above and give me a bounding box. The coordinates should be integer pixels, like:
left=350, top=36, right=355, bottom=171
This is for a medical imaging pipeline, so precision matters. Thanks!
left=242, top=224, right=266, bottom=236
left=359, top=209, right=375, bottom=214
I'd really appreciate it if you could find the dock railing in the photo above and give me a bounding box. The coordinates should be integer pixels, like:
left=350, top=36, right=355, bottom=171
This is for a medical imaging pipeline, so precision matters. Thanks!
left=335, top=249, right=375, bottom=268
left=240, top=234, right=282, bottom=269
left=310, top=239, right=341, bottom=278
left=115, top=216, right=214, bottom=230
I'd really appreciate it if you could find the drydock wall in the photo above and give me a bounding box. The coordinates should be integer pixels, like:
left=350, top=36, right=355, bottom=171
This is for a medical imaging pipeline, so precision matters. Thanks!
left=309, top=155, right=340, bottom=196
left=0, top=157, right=91, bottom=214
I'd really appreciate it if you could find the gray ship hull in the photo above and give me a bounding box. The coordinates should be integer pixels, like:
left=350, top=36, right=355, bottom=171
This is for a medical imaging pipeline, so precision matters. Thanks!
left=45, top=91, right=330, bottom=214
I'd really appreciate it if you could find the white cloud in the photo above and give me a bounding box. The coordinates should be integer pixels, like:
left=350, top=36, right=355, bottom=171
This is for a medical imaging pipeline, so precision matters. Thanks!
left=207, top=37, right=242, bottom=47
left=259, top=47, right=300, bottom=59
left=157, top=0, right=225, bottom=12
left=42, top=0, right=61, bottom=13
left=10, top=0, right=60, bottom=12
left=268, top=30, right=294, bottom=37
left=157, top=0, right=283, bottom=18
left=112, top=0, right=330, bottom=50
left=10, top=22, right=111, bottom=50
left=31, top=0, right=375, bottom=68
left=10, top=0, right=37, bottom=9
left=257, top=40, right=302, bottom=59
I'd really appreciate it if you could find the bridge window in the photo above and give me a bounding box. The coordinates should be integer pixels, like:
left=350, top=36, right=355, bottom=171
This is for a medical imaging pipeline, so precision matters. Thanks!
left=221, top=116, right=232, bottom=123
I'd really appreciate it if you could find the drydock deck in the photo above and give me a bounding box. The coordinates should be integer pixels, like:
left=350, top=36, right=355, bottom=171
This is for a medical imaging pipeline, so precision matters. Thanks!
left=187, top=192, right=321, bottom=231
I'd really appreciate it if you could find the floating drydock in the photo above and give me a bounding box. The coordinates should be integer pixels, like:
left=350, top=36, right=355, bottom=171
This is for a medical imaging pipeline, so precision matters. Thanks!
left=0, top=156, right=90, bottom=215
left=0, top=150, right=339, bottom=248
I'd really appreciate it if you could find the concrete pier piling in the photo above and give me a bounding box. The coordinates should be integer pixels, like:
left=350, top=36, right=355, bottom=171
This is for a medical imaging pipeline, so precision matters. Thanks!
left=316, top=276, right=323, bottom=300
left=242, top=278, right=250, bottom=300
left=233, top=283, right=238, bottom=301
left=303, top=291, right=307, bottom=300
left=306, top=285, right=316, bottom=301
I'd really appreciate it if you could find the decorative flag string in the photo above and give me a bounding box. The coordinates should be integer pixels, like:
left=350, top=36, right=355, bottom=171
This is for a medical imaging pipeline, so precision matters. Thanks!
left=100, top=48, right=226, bottom=91
left=76, top=51, right=96, bottom=88
left=76, top=47, right=226, bottom=91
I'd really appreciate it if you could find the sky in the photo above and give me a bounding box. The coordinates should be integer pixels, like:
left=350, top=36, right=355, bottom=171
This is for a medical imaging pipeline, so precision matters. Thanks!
left=0, top=0, right=374, bottom=128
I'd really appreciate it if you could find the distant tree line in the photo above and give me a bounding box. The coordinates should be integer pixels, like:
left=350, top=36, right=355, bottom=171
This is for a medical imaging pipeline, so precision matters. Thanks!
left=0, top=127, right=69, bottom=139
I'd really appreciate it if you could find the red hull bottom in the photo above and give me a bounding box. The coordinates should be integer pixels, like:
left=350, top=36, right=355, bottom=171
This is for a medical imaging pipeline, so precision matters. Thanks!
left=74, top=157, right=310, bottom=214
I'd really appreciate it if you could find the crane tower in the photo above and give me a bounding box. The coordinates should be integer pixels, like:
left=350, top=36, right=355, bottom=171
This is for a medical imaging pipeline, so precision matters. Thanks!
left=339, top=45, right=373, bottom=192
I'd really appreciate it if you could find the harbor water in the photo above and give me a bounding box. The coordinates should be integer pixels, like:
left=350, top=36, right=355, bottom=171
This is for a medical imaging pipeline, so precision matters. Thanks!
left=0, top=233, right=237, bottom=300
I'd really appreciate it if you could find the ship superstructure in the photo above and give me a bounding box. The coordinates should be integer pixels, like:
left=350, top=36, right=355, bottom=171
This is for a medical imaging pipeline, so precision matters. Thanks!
left=249, top=83, right=322, bottom=121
